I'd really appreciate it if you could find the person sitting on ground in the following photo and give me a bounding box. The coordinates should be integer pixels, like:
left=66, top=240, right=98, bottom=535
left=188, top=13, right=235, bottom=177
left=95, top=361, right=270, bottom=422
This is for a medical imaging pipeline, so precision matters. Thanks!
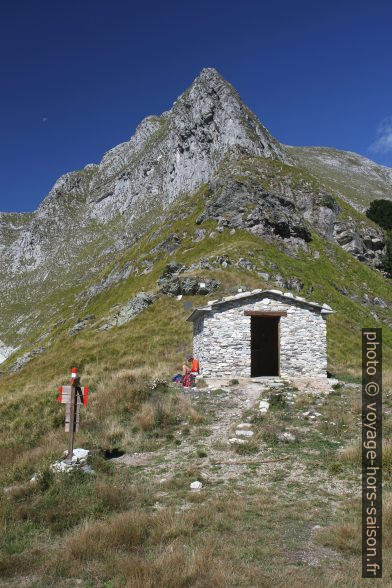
left=182, top=356, right=192, bottom=388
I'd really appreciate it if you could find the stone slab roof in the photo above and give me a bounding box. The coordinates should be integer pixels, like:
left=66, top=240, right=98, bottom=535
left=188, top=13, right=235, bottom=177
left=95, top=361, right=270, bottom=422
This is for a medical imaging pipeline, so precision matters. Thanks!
left=186, top=289, right=336, bottom=322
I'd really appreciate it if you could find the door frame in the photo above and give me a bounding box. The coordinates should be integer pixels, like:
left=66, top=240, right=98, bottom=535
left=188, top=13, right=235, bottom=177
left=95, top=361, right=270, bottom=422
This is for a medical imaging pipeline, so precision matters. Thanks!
left=244, top=311, right=287, bottom=377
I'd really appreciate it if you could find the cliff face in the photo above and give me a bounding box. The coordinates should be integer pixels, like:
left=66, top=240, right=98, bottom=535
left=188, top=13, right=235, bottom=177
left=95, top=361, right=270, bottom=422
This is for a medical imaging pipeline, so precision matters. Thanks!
left=0, top=67, right=389, bottom=355
left=1, top=68, right=288, bottom=276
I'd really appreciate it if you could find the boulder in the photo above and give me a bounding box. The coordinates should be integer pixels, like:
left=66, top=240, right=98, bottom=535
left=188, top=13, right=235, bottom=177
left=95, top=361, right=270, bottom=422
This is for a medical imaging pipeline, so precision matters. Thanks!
left=151, top=233, right=181, bottom=254
left=99, top=292, right=156, bottom=330
left=9, top=347, right=45, bottom=372
left=69, top=315, right=95, bottom=336
left=193, top=229, right=206, bottom=242
left=115, top=292, right=156, bottom=326
left=158, top=276, right=220, bottom=297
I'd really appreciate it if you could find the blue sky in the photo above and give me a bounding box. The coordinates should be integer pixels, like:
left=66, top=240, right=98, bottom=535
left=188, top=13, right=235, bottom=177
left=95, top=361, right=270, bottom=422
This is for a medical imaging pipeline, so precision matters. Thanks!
left=1, top=0, right=392, bottom=213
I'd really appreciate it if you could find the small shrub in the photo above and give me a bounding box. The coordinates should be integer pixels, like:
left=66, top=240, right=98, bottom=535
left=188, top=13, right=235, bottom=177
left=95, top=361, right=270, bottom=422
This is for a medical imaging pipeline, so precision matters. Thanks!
left=197, top=448, right=208, bottom=458
left=321, top=194, right=339, bottom=211
left=267, top=390, right=287, bottom=408
left=366, top=199, right=392, bottom=230
left=381, top=231, right=392, bottom=275
left=38, top=466, right=54, bottom=491
left=235, top=442, right=259, bottom=455
left=328, top=461, right=343, bottom=474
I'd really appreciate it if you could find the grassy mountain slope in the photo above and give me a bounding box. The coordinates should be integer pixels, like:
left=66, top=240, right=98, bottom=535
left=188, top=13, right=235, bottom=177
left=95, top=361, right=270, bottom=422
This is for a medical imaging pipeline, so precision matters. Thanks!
left=1, top=147, right=392, bottom=584
left=288, top=145, right=392, bottom=211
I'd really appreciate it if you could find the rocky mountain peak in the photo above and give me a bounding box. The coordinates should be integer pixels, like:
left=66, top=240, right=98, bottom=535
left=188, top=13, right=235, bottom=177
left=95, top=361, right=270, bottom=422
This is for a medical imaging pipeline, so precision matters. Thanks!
left=170, top=66, right=289, bottom=163
left=0, top=66, right=387, bottom=348
left=82, top=67, right=291, bottom=222
left=0, top=68, right=292, bottom=280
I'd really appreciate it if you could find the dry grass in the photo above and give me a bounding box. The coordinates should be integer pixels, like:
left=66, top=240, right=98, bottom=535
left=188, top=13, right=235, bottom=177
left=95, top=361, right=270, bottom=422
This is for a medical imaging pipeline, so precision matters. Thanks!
left=293, top=393, right=314, bottom=409
left=317, top=520, right=360, bottom=554
left=384, top=368, right=392, bottom=394
left=338, top=439, right=392, bottom=472
left=337, top=442, right=361, bottom=465
left=317, top=491, right=392, bottom=562
left=121, top=539, right=231, bottom=588
left=63, top=511, right=150, bottom=561
left=135, top=395, right=202, bottom=432
left=383, top=439, right=392, bottom=474
left=44, top=503, right=235, bottom=586
left=135, top=402, right=157, bottom=431
left=383, top=493, right=392, bottom=548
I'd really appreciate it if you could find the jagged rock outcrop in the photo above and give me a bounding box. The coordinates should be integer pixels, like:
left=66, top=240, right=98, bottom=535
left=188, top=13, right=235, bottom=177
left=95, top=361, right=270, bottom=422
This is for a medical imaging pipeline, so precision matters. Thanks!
left=333, top=221, right=385, bottom=264
left=1, top=68, right=386, bottom=283
left=9, top=347, right=45, bottom=372
left=199, top=176, right=312, bottom=247
left=99, top=292, right=156, bottom=331
left=156, top=263, right=219, bottom=296
left=1, top=68, right=289, bottom=278
left=151, top=233, right=182, bottom=254
left=195, top=155, right=386, bottom=264
left=288, top=145, right=392, bottom=212
left=69, top=315, right=96, bottom=335
left=79, top=263, right=134, bottom=301
left=159, top=277, right=220, bottom=297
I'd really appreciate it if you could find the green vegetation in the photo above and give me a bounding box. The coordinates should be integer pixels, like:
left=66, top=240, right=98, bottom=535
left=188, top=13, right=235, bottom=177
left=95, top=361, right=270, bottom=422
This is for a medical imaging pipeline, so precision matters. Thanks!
left=383, top=232, right=392, bottom=275
left=366, top=198, right=392, bottom=230
left=365, top=199, right=392, bottom=276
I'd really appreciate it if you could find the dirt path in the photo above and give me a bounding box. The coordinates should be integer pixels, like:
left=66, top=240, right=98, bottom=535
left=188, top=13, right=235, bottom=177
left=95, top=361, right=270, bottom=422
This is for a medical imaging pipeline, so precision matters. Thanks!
left=111, top=377, right=361, bottom=570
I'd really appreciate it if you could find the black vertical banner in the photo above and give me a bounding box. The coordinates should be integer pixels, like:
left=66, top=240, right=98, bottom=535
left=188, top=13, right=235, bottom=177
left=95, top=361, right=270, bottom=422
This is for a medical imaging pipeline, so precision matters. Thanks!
left=362, top=328, right=382, bottom=578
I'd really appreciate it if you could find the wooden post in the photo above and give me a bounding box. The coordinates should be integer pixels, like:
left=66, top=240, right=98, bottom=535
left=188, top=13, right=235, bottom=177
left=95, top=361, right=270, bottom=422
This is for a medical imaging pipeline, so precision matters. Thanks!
left=58, top=368, right=88, bottom=463
left=65, top=385, right=76, bottom=463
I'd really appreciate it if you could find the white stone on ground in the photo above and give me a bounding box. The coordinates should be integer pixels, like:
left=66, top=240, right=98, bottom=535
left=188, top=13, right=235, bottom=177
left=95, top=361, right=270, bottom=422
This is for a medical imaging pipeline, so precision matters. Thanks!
left=228, top=438, right=247, bottom=445
left=236, top=423, right=252, bottom=430
left=235, top=429, right=254, bottom=437
left=73, top=448, right=89, bottom=460
left=277, top=432, right=296, bottom=443
left=259, top=400, right=270, bottom=413
left=190, top=480, right=203, bottom=490
left=53, top=448, right=90, bottom=472
left=327, top=378, right=340, bottom=386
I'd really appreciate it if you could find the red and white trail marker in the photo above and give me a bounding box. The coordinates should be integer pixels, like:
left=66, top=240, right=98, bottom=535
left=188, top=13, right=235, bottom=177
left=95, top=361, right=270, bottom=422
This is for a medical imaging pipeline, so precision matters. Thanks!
left=57, top=367, right=88, bottom=463
left=58, top=386, right=89, bottom=405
